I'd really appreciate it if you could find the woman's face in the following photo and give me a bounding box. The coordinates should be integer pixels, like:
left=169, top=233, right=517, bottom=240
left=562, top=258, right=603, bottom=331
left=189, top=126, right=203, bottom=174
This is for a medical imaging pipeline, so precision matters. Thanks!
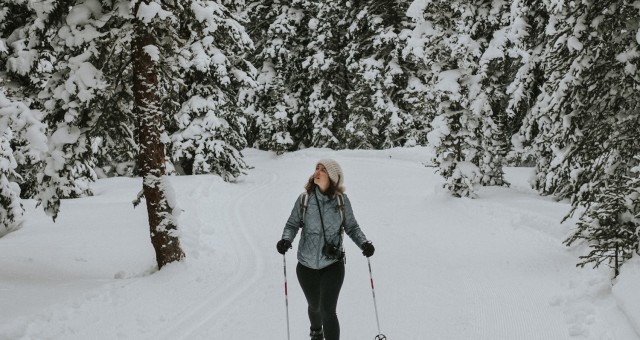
left=314, top=164, right=330, bottom=191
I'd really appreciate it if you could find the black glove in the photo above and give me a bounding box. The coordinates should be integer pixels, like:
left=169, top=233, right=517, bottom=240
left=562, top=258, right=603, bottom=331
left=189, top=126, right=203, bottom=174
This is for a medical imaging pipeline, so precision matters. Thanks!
left=361, top=241, right=375, bottom=257
left=277, top=239, right=292, bottom=254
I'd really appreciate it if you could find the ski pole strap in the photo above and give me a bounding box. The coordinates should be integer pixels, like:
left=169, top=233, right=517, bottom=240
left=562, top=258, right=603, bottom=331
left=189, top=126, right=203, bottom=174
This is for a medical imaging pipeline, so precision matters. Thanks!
left=336, top=193, right=345, bottom=245
left=300, top=192, right=310, bottom=228
left=336, top=193, right=345, bottom=226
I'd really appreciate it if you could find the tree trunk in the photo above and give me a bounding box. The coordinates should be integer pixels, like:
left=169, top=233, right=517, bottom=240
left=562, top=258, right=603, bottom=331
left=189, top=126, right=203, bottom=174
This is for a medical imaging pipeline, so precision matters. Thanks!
left=132, top=21, right=185, bottom=269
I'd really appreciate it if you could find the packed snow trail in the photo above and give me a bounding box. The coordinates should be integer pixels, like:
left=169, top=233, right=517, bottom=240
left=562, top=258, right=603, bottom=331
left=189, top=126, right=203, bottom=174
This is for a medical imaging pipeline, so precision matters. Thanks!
left=0, top=148, right=638, bottom=339
left=165, top=150, right=634, bottom=339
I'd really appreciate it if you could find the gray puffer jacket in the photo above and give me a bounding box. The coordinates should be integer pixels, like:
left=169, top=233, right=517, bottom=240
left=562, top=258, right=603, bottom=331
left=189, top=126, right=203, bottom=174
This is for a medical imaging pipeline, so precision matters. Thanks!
left=282, top=187, right=368, bottom=270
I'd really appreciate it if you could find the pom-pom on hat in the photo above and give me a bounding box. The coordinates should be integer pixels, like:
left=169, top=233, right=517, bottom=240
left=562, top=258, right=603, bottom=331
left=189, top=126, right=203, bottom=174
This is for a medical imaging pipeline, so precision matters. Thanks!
left=317, top=159, right=344, bottom=187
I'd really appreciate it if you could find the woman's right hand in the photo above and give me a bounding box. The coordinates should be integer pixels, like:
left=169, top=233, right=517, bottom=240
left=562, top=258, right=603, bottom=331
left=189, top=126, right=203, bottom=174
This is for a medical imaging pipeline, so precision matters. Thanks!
left=361, top=241, right=375, bottom=257
left=277, top=239, right=292, bottom=254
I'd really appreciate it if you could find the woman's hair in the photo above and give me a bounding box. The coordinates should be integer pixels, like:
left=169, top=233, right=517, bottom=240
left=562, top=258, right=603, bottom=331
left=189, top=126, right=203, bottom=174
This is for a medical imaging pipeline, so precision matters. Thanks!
left=305, top=176, right=345, bottom=197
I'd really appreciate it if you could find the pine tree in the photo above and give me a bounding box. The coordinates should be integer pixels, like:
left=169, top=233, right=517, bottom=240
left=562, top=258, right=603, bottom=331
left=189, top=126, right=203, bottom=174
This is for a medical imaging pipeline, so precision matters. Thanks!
left=0, top=0, right=121, bottom=218
left=466, top=0, right=514, bottom=187
left=0, top=123, right=22, bottom=237
left=505, top=0, right=547, bottom=167
left=0, top=90, right=47, bottom=236
left=514, top=0, right=580, bottom=198
left=343, top=0, right=428, bottom=149
left=302, top=0, right=350, bottom=148
left=409, top=0, right=488, bottom=197
left=168, top=0, right=255, bottom=179
left=245, top=0, right=302, bottom=153
left=565, top=170, right=640, bottom=278
left=0, top=0, right=255, bottom=264
left=513, top=0, right=640, bottom=274
left=514, top=0, right=640, bottom=199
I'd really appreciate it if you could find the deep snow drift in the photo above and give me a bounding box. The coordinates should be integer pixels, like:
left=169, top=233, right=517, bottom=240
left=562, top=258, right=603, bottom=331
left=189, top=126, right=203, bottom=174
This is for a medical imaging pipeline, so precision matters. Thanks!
left=0, top=148, right=638, bottom=339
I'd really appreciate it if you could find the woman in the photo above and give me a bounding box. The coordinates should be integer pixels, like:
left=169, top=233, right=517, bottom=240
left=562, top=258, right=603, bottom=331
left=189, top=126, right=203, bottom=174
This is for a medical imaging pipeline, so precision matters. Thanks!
left=276, top=159, right=375, bottom=340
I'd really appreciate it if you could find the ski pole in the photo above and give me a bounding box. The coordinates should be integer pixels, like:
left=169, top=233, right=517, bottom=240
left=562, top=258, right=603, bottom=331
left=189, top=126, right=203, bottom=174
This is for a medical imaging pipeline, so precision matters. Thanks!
left=368, top=258, right=386, bottom=340
left=283, top=254, right=291, bottom=340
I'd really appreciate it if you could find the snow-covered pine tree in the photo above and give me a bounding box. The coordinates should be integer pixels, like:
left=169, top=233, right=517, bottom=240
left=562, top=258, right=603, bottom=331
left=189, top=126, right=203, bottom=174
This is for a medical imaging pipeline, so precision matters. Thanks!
left=245, top=0, right=302, bottom=153
left=426, top=108, right=482, bottom=198
left=564, top=159, right=640, bottom=278
left=250, top=71, right=295, bottom=153
left=408, top=0, right=485, bottom=197
left=513, top=1, right=639, bottom=199
left=0, top=90, right=47, bottom=236
left=168, top=0, right=256, bottom=179
left=551, top=0, right=638, bottom=199
left=513, top=1, right=582, bottom=198
left=505, top=0, right=548, bottom=167
left=343, top=0, right=428, bottom=149
left=0, top=6, right=44, bottom=200
left=0, top=0, right=106, bottom=219
left=302, top=0, right=350, bottom=148
left=2, top=0, right=256, bottom=265
left=517, top=0, right=640, bottom=274
left=467, top=0, right=514, bottom=187
left=0, top=105, right=22, bottom=236
left=0, top=128, right=21, bottom=236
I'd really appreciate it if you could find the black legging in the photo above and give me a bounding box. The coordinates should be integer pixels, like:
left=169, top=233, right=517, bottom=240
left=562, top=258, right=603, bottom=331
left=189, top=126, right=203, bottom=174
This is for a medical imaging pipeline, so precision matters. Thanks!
left=296, top=261, right=345, bottom=340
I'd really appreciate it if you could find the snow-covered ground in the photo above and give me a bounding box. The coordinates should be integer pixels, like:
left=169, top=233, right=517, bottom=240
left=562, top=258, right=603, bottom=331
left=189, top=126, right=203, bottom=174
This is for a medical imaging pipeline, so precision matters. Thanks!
left=0, top=147, right=638, bottom=340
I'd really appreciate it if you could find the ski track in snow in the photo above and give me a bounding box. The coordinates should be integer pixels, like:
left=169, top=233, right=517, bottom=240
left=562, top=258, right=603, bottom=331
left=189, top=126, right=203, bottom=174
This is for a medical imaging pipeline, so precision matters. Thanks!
left=155, top=169, right=277, bottom=339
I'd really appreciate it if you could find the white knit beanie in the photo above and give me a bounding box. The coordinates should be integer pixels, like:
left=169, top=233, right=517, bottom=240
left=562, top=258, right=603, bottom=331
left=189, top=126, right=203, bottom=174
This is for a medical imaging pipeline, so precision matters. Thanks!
left=317, top=159, right=344, bottom=187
